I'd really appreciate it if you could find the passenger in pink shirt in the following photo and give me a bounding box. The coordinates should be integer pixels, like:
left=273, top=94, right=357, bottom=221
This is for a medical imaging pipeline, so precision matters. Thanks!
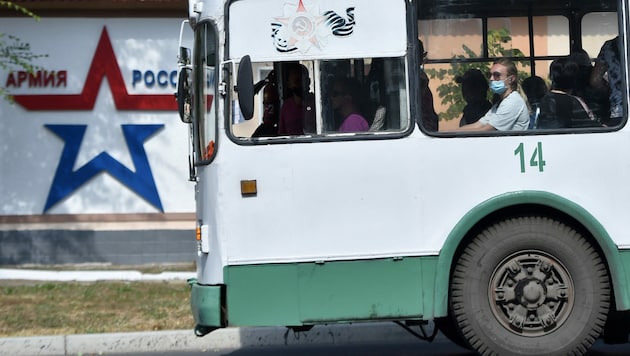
left=331, top=78, right=369, bottom=133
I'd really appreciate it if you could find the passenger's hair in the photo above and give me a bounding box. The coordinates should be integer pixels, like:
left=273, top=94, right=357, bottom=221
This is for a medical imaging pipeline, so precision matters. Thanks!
left=335, top=77, right=362, bottom=101
left=549, top=58, right=579, bottom=92
left=493, top=58, right=518, bottom=91
left=522, top=76, right=547, bottom=103
left=569, top=47, right=592, bottom=68
left=457, top=68, right=488, bottom=93
left=334, top=77, right=368, bottom=118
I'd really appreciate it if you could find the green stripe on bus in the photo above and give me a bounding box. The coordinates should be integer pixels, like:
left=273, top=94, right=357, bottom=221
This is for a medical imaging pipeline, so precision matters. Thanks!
left=224, top=256, right=438, bottom=326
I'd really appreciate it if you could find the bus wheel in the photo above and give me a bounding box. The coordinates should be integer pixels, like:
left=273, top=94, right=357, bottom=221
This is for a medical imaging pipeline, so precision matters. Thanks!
left=434, top=316, right=471, bottom=350
left=450, top=217, right=610, bottom=355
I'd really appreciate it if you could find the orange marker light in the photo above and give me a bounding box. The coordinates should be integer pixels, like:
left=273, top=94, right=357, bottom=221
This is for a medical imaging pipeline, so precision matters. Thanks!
left=240, top=180, right=257, bottom=196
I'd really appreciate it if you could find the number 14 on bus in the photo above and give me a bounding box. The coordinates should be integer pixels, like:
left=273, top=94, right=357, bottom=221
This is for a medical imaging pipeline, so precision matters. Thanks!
left=515, top=142, right=546, bottom=173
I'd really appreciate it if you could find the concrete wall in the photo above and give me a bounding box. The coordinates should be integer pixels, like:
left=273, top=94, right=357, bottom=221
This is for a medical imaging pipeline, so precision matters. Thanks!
left=0, top=229, right=195, bottom=265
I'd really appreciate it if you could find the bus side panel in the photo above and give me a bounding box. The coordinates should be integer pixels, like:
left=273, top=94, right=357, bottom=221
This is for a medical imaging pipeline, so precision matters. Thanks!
left=620, top=250, right=630, bottom=309
left=225, top=256, right=437, bottom=326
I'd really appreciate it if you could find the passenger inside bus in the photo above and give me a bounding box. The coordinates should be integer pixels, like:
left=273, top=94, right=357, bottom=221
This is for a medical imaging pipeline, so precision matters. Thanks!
left=537, top=58, right=600, bottom=129
left=418, top=39, right=439, bottom=132
left=278, top=63, right=315, bottom=135
left=568, top=47, right=611, bottom=125
left=591, top=36, right=623, bottom=126
left=330, top=77, right=369, bottom=133
left=365, top=58, right=387, bottom=131
left=522, top=75, right=548, bottom=129
left=455, top=58, right=530, bottom=131
left=251, top=76, right=280, bottom=137
left=456, top=68, right=492, bottom=127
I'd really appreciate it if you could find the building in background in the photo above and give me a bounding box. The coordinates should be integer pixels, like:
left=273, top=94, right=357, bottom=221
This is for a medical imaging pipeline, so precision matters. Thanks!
left=0, top=0, right=196, bottom=265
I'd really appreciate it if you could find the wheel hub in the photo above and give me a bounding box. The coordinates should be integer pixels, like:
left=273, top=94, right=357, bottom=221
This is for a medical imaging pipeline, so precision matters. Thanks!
left=521, top=278, right=545, bottom=308
left=489, top=251, right=574, bottom=336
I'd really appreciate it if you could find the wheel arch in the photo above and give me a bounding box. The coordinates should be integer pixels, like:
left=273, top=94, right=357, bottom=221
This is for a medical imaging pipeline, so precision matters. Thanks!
left=433, top=190, right=629, bottom=318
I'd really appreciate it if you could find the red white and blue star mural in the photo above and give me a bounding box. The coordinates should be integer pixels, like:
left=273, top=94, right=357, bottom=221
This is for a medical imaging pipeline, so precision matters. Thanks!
left=1, top=19, right=194, bottom=215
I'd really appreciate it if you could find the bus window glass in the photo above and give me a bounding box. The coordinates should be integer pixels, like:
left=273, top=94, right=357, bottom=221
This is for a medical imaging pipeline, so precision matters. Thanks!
left=195, top=23, right=217, bottom=161
left=582, top=12, right=619, bottom=57
left=232, top=60, right=317, bottom=138
left=536, top=16, right=570, bottom=56
left=487, top=17, right=531, bottom=57
left=581, top=11, right=623, bottom=126
left=231, top=56, right=409, bottom=139
left=320, top=57, right=409, bottom=133
left=419, top=7, right=624, bottom=132
left=578, top=12, right=624, bottom=127
left=419, top=19, right=483, bottom=60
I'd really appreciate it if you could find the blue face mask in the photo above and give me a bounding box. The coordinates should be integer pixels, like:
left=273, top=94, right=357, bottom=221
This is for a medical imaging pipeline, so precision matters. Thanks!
left=490, top=80, right=507, bottom=95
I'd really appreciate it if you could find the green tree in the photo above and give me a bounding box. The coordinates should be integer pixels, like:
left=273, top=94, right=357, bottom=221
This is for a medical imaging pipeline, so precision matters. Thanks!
left=425, top=27, right=529, bottom=121
left=0, top=1, right=47, bottom=101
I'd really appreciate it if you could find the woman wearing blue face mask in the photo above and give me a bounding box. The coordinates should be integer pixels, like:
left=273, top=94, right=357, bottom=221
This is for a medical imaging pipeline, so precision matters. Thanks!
left=457, top=58, right=530, bottom=131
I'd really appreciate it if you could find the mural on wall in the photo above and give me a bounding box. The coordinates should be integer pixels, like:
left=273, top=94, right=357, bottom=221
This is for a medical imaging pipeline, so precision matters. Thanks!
left=0, top=19, right=195, bottom=215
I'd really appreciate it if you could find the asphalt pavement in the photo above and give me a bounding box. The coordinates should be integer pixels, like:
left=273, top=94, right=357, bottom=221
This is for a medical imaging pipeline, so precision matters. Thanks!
left=0, top=268, right=433, bottom=356
left=0, top=322, right=438, bottom=356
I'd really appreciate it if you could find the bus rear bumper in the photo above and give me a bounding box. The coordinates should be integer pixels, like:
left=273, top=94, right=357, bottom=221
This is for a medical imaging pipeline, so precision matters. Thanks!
left=188, top=278, right=224, bottom=336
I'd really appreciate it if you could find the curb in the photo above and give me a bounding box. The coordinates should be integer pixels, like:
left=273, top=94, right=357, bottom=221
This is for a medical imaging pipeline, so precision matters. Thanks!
left=0, top=269, right=195, bottom=282
left=0, top=322, right=443, bottom=356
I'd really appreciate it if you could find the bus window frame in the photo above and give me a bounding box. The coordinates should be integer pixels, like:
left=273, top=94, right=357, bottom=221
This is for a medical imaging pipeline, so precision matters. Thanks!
left=417, top=1, right=627, bottom=136
left=223, top=0, right=418, bottom=145
left=225, top=56, right=417, bottom=144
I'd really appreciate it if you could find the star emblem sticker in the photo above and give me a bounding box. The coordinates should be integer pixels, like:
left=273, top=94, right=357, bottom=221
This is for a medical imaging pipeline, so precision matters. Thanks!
left=274, top=0, right=327, bottom=52
left=271, top=1, right=356, bottom=53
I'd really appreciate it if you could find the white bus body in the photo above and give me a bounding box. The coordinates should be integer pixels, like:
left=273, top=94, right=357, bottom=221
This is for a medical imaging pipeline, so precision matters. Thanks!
left=178, top=0, right=630, bottom=353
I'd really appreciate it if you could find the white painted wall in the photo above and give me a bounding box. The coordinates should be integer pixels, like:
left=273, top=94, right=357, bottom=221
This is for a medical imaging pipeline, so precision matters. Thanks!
left=0, top=18, right=195, bottom=215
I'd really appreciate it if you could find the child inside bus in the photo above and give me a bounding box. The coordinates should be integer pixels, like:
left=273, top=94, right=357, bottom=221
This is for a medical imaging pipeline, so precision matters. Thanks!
left=455, top=58, right=530, bottom=131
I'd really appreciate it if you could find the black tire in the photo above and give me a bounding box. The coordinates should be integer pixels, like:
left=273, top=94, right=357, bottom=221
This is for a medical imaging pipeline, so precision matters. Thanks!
left=434, top=316, right=471, bottom=350
left=450, top=216, right=610, bottom=355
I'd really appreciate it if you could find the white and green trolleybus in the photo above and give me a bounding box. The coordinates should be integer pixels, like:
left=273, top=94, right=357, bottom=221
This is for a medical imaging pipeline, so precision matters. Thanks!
left=177, top=0, right=630, bottom=353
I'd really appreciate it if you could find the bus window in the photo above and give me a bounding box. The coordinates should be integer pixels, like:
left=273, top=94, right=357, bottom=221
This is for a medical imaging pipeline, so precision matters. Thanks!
left=418, top=4, right=624, bottom=132
left=582, top=12, right=619, bottom=57
left=231, top=56, right=409, bottom=139
left=320, top=57, right=408, bottom=133
left=419, top=19, right=483, bottom=60
left=582, top=12, right=621, bottom=126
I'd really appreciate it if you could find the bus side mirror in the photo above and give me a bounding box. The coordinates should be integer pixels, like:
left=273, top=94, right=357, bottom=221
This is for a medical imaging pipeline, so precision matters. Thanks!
left=236, top=55, right=254, bottom=120
left=179, top=46, right=191, bottom=66
left=177, top=67, right=193, bottom=124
